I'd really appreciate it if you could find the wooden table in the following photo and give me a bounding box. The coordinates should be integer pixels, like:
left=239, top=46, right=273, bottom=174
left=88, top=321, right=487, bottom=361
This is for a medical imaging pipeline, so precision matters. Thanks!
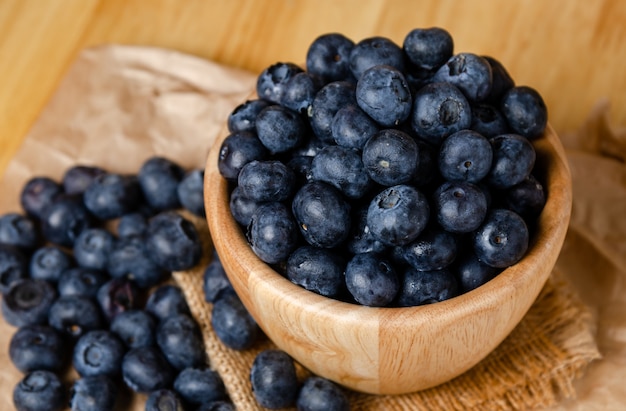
left=1, top=0, right=625, bottom=178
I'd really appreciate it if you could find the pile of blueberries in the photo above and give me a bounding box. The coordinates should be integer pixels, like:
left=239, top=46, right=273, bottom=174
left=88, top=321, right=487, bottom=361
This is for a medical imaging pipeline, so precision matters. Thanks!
left=0, top=157, right=239, bottom=411
left=218, top=27, right=548, bottom=307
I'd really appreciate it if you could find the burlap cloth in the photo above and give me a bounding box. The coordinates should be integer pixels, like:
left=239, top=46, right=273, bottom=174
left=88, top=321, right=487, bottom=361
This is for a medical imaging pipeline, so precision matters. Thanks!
left=2, top=45, right=625, bottom=410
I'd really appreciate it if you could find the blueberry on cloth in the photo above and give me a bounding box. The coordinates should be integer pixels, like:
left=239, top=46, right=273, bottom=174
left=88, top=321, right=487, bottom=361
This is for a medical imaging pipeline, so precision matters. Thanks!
left=57, top=267, right=109, bottom=298
left=68, top=375, right=117, bottom=411
left=438, top=129, right=493, bottom=183
left=211, top=290, right=260, bottom=350
left=410, top=81, right=472, bottom=145
left=48, top=295, right=103, bottom=339
left=145, top=389, right=183, bottom=411
left=156, top=313, right=206, bottom=370
left=177, top=169, right=206, bottom=217
left=310, top=144, right=373, bottom=199
left=173, top=367, right=227, bottom=406
left=0, top=212, right=40, bottom=250
left=218, top=131, right=269, bottom=181
left=473, top=208, right=529, bottom=268
left=486, top=133, right=536, bottom=189
left=0, top=244, right=28, bottom=294
left=331, top=104, right=379, bottom=150
left=203, top=253, right=233, bottom=304
left=362, top=128, right=419, bottom=186
left=349, top=36, right=405, bottom=80
left=250, top=349, right=299, bottom=409
left=138, top=156, right=185, bottom=211
left=122, top=346, right=175, bottom=393
left=72, top=330, right=125, bottom=377
left=9, top=324, right=67, bottom=373
left=366, top=184, right=430, bottom=246
left=62, top=165, right=106, bottom=196
left=145, top=211, right=202, bottom=272
left=247, top=202, right=300, bottom=264
left=19, top=176, right=62, bottom=220
left=501, top=85, right=547, bottom=139
left=41, top=195, right=93, bottom=247
left=110, top=309, right=156, bottom=349
left=237, top=160, right=296, bottom=202
left=106, top=235, right=166, bottom=289
left=2, top=279, right=57, bottom=327
left=345, top=252, right=399, bottom=307
left=13, top=370, right=65, bottom=411
left=308, top=81, right=356, bottom=144
left=286, top=245, right=346, bottom=298
left=256, top=62, right=304, bottom=104
left=296, top=376, right=350, bottom=411
left=432, top=52, right=493, bottom=102
left=72, top=228, right=115, bottom=271
left=403, top=27, right=454, bottom=71
left=433, top=181, right=488, bottom=234
left=228, top=98, right=271, bottom=133
left=292, top=181, right=351, bottom=249
left=396, top=267, right=459, bottom=307
left=306, top=32, right=355, bottom=83
left=83, top=173, right=142, bottom=220
left=145, top=284, right=191, bottom=322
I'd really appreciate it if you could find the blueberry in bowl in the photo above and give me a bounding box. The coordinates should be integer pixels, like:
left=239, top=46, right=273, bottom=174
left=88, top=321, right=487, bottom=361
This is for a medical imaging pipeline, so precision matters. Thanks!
left=204, top=27, right=571, bottom=395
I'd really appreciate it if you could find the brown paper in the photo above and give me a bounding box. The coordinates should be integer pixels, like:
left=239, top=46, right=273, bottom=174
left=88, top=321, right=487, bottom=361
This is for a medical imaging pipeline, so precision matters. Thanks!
left=0, top=45, right=623, bottom=410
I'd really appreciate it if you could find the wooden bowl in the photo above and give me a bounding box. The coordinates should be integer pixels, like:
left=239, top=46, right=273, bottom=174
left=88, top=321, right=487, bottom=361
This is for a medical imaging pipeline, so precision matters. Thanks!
left=204, top=122, right=572, bottom=395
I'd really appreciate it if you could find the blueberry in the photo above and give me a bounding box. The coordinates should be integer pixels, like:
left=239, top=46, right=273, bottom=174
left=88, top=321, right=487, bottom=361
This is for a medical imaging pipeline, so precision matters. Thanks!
left=203, top=254, right=233, bottom=303
left=122, top=346, right=175, bottom=393
left=296, top=376, right=350, bottom=411
left=106, top=235, right=166, bottom=288
left=173, top=367, right=227, bottom=406
left=211, top=291, right=260, bottom=350
left=145, top=285, right=191, bottom=322
left=486, top=134, right=536, bottom=189
left=498, top=174, right=546, bottom=221
left=366, top=184, right=429, bottom=246
left=345, top=252, right=399, bottom=307
left=110, top=309, right=156, bottom=349
left=306, top=33, right=355, bottom=83
left=0, top=244, right=28, bottom=294
left=73, top=330, right=126, bottom=377
left=228, top=99, right=271, bottom=133
left=310, top=145, right=373, bottom=199
left=2, top=279, right=57, bottom=327
left=501, top=85, right=548, bottom=139
left=482, top=56, right=515, bottom=105
left=73, top=228, right=115, bottom=271
left=255, top=105, right=307, bottom=154
left=286, top=245, right=346, bottom=298
left=177, top=169, right=205, bottom=217
left=28, top=246, right=72, bottom=284
left=308, top=81, right=356, bottom=144
left=250, top=349, right=299, bottom=409
left=292, top=181, right=351, bottom=249
left=229, top=186, right=267, bottom=228
left=0, top=213, right=40, bottom=250
left=349, top=36, right=405, bottom=80
left=438, top=129, right=492, bottom=183
left=145, top=389, right=183, bottom=411
left=146, top=211, right=202, bottom=271
left=396, top=268, right=459, bottom=307
left=96, top=278, right=139, bottom=321
left=411, top=81, right=472, bottom=145
left=473, top=208, right=529, bottom=268
left=331, top=104, right=379, bottom=150
left=470, top=103, right=509, bottom=138
left=69, top=375, right=117, bottom=411
left=432, top=53, right=492, bottom=102
left=398, top=226, right=458, bottom=271
left=247, top=202, right=300, bottom=264
left=57, top=267, right=109, bottom=298
left=345, top=205, right=387, bottom=255
left=84, top=173, right=142, bottom=220
left=403, top=27, right=454, bottom=71
left=41, top=195, right=93, bottom=247
left=455, top=249, right=501, bottom=293
left=13, top=370, right=65, bottom=411
left=238, top=160, right=296, bottom=202
left=19, top=176, right=62, bottom=219
left=256, top=62, right=304, bottom=104
left=356, top=65, right=412, bottom=127
left=138, top=156, right=185, bottom=211
left=116, top=212, right=148, bottom=238
left=433, top=181, right=488, bottom=233
left=218, top=131, right=269, bottom=181
left=62, top=165, right=106, bottom=196
left=9, top=325, right=67, bottom=373
left=362, top=128, right=419, bottom=186
left=280, top=71, right=322, bottom=114
left=48, top=295, right=103, bottom=339
left=197, top=401, right=236, bottom=411
left=156, top=313, right=206, bottom=370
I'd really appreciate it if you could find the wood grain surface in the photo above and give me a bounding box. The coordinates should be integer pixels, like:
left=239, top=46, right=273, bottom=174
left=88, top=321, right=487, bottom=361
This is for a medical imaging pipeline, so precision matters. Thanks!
left=0, top=0, right=625, bottom=178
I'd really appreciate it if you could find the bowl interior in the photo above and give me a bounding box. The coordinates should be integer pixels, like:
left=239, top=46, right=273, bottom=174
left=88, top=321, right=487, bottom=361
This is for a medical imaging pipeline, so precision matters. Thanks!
left=204, top=121, right=572, bottom=394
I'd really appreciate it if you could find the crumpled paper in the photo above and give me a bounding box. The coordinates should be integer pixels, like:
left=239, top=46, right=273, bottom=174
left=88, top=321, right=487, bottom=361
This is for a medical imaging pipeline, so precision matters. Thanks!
left=0, top=45, right=623, bottom=410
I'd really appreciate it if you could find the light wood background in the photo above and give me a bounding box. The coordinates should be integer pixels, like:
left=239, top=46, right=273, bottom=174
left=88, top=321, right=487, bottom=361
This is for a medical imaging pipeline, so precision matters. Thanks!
left=0, top=0, right=625, bottom=178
